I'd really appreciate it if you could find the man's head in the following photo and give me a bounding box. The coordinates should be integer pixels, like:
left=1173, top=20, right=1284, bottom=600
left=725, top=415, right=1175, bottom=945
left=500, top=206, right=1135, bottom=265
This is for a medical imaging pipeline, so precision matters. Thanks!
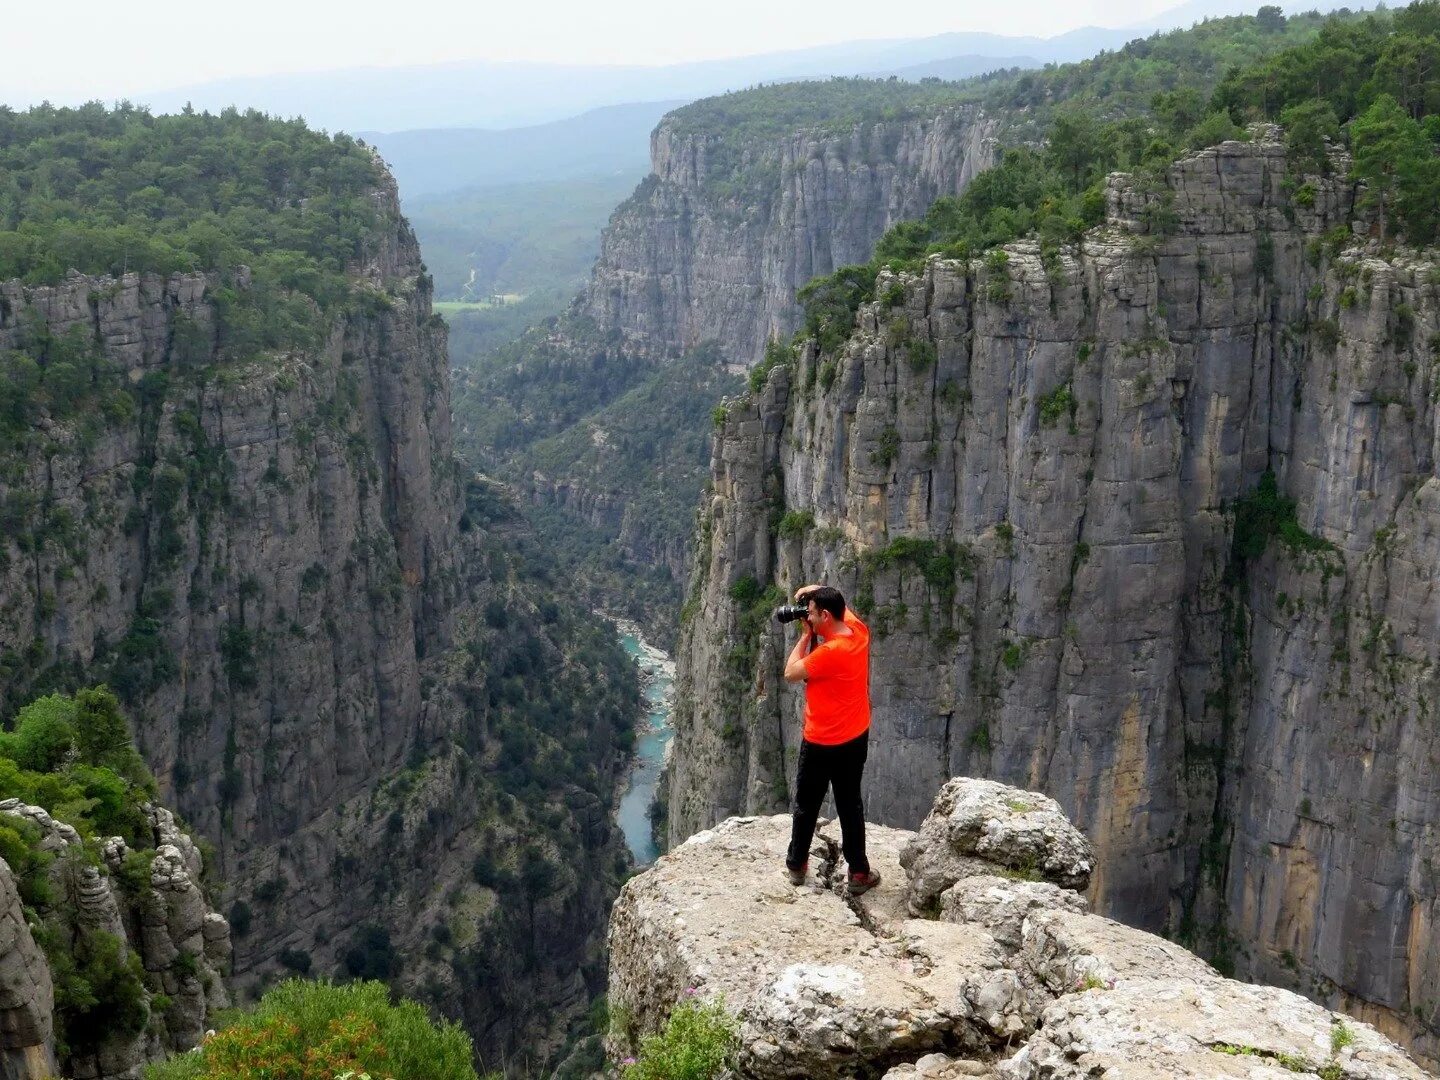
left=805, top=586, right=846, bottom=632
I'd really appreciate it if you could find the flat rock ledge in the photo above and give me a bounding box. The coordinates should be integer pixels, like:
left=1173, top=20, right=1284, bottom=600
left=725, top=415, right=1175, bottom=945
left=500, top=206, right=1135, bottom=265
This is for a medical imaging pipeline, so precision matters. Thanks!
left=607, top=778, right=1431, bottom=1080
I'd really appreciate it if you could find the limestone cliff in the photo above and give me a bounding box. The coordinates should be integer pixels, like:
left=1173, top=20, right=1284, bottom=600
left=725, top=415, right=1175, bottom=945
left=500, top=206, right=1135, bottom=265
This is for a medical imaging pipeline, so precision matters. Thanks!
left=611, top=778, right=1432, bottom=1078
left=670, top=131, right=1440, bottom=1066
left=585, top=106, right=998, bottom=366
left=0, top=800, right=229, bottom=1080
left=0, top=163, right=634, bottom=1069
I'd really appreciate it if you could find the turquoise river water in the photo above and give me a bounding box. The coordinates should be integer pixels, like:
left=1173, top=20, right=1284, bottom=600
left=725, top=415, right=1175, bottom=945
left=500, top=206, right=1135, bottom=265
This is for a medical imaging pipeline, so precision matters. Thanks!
left=616, top=630, right=674, bottom=865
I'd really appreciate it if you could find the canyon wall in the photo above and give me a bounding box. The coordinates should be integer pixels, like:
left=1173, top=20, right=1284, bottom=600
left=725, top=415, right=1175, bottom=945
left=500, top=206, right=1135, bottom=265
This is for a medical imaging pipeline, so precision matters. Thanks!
left=585, top=107, right=999, bottom=366
left=669, top=132, right=1440, bottom=1066
left=0, top=166, right=632, bottom=1069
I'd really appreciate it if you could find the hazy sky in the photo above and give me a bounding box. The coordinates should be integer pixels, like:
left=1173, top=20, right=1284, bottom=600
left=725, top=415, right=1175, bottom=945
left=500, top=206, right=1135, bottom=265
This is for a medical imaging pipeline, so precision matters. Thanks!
left=5, top=0, right=1176, bottom=106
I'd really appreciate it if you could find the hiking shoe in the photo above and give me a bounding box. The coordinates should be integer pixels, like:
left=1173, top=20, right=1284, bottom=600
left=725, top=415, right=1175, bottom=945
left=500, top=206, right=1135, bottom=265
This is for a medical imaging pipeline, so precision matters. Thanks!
left=847, top=870, right=882, bottom=896
left=785, top=862, right=808, bottom=886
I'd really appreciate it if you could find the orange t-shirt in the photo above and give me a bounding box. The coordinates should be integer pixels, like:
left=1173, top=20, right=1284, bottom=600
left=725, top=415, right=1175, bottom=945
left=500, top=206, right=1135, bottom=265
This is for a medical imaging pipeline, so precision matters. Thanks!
left=800, top=610, right=871, bottom=745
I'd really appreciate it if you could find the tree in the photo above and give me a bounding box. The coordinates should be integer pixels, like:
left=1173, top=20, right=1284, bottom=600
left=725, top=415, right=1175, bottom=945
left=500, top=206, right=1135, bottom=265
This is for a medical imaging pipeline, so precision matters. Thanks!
left=1280, top=100, right=1341, bottom=173
left=1350, top=93, right=1432, bottom=241
left=1046, top=108, right=1103, bottom=186
left=1257, top=5, right=1287, bottom=32
left=73, top=686, right=147, bottom=781
left=2, top=693, right=76, bottom=772
left=1369, top=33, right=1440, bottom=119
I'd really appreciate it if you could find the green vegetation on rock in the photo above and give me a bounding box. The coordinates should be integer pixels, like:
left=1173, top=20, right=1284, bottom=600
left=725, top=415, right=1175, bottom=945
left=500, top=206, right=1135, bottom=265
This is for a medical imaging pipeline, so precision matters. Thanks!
left=0, top=687, right=166, bottom=1056
left=795, top=7, right=1433, bottom=346
left=0, top=103, right=389, bottom=359
left=143, top=979, right=480, bottom=1080
left=1229, top=470, right=1336, bottom=575
left=619, top=996, right=738, bottom=1080
left=0, top=687, right=155, bottom=843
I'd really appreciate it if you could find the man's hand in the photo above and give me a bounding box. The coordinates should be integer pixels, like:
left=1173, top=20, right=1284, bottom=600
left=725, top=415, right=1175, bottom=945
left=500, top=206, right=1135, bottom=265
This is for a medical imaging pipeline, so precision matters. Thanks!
left=794, top=584, right=822, bottom=603
left=783, top=620, right=813, bottom=683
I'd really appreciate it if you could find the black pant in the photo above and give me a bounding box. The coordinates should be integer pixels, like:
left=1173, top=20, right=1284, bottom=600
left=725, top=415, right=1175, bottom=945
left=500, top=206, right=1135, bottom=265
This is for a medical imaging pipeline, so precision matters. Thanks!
left=787, top=730, right=869, bottom=875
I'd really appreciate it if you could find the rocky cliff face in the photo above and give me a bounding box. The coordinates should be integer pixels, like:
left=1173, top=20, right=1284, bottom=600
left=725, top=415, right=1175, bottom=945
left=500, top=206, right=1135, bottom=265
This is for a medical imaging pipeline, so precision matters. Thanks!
left=670, top=131, right=1440, bottom=1066
left=612, top=777, right=1431, bottom=1078
left=0, top=800, right=229, bottom=1080
left=584, top=108, right=998, bottom=366
left=0, top=166, right=631, bottom=1069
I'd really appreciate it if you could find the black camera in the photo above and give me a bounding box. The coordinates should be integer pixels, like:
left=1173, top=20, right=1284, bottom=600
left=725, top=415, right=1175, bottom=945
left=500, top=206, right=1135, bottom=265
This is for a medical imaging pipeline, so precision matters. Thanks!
left=774, top=604, right=808, bottom=624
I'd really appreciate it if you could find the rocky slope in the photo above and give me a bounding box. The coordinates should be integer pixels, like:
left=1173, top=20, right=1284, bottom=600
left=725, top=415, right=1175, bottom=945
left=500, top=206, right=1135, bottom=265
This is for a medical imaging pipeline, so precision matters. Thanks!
left=0, top=800, right=229, bottom=1080
left=585, top=105, right=998, bottom=366
left=0, top=162, right=635, bottom=1069
left=611, top=777, right=1432, bottom=1079
left=669, top=131, right=1440, bottom=1066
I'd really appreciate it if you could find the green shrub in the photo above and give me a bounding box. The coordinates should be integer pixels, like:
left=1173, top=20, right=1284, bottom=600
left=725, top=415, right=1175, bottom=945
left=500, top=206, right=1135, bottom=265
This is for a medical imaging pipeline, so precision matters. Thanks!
left=0, top=688, right=155, bottom=844
left=1184, top=110, right=1240, bottom=149
left=871, top=426, right=901, bottom=468
left=1230, top=470, right=1334, bottom=573
left=0, top=818, right=55, bottom=907
left=1038, top=383, right=1077, bottom=428
left=622, top=997, right=738, bottom=1080
left=228, top=900, right=252, bottom=938
left=48, top=927, right=150, bottom=1052
left=984, top=249, right=1013, bottom=304
left=1, top=693, right=77, bottom=772
left=143, top=979, right=478, bottom=1080
left=906, top=339, right=937, bottom=373
left=777, top=510, right=815, bottom=540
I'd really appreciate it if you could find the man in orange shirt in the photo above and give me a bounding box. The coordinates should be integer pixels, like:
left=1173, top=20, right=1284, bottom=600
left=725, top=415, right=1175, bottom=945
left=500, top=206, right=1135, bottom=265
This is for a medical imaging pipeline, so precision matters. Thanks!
left=782, top=584, right=881, bottom=895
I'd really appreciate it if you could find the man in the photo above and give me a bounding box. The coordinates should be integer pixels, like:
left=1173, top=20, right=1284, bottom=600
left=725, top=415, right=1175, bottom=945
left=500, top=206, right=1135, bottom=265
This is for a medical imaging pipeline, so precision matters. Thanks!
left=782, top=583, right=881, bottom=895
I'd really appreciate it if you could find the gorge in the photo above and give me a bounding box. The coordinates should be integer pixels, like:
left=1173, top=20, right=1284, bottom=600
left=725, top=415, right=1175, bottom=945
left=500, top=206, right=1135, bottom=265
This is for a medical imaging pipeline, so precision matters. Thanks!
left=4, top=5, right=1440, bottom=1077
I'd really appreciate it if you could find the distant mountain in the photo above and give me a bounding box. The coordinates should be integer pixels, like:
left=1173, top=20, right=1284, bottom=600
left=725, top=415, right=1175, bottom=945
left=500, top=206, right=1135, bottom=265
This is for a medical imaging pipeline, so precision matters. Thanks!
left=133, top=0, right=1371, bottom=134
left=360, top=101, right=677, bottom=200
left=137, top=27, right=1123, bottom=133
left=872, top=54, right=1041, bottom=81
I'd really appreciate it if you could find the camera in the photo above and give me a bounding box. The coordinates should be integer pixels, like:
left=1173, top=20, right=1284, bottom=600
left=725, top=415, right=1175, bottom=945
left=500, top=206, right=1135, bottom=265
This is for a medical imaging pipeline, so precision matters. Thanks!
left=774, top=604, right=808, bottom=624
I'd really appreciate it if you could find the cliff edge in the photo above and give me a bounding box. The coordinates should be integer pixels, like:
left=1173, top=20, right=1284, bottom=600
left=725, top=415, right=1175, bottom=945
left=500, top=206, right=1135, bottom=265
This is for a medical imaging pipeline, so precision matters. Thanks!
left=609, top=777, right=1432, bottom=1079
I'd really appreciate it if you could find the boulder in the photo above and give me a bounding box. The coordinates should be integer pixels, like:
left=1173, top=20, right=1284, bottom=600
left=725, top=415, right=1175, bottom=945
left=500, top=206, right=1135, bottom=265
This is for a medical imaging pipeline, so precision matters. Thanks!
left=608, top=779, right=1431, bottom=1080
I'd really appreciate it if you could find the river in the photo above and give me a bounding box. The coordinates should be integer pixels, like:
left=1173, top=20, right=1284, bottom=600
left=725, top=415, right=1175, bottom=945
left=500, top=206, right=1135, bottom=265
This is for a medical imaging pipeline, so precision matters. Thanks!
left=615, top=624, right=675, bottom=865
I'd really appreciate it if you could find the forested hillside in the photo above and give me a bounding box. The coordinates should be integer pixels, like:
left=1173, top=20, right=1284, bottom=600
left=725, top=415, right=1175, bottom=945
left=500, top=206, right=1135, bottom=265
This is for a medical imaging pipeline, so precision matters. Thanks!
left=798, top=1, right=1440, bottom=343
left=0, top=103, right=642, bottom=1076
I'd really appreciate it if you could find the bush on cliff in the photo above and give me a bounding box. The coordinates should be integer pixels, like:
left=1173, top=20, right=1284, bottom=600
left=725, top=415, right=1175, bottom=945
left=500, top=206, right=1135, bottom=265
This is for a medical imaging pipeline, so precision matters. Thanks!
left=621, top=997, right=738, bottom=1080
left=0, top=687, right=162, bottom=1056
left=0, top=686, right=156, bottom=844
left=143, top=979, right=480, bottom=1080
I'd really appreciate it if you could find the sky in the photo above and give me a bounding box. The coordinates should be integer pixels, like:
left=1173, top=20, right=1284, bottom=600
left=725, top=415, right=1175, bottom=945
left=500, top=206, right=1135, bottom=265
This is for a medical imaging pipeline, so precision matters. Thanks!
left=3, top=0, right=1182, bottom=107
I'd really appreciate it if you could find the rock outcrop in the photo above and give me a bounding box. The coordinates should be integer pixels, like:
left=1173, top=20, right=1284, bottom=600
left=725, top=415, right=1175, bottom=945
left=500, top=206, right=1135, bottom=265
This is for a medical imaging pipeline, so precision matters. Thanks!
left=0, top=856, right=57, bottom=1080
left=610, top=778, right=1432, bottom=1079
left=586, top=107, right=999, bottom=367
left=0, top=800, right=229, bottom=1079
left=670, top=131, right=1440, bottom=1065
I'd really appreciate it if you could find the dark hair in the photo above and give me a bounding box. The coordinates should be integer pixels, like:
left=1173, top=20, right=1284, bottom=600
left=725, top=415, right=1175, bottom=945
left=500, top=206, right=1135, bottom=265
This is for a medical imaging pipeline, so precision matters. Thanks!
left=808, top=586, right=846, bottom=621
